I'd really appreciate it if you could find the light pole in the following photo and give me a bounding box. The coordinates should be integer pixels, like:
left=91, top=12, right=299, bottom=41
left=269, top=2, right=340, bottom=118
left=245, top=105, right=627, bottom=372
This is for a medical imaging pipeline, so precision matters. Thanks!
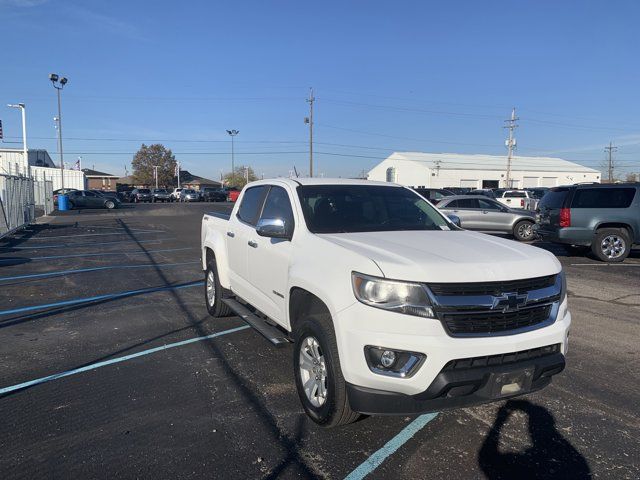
left=49, top=73, right=68, bottom=189
left=226, top=129, right=239, bottom=178
left=7, top=103, right=28, bottom=177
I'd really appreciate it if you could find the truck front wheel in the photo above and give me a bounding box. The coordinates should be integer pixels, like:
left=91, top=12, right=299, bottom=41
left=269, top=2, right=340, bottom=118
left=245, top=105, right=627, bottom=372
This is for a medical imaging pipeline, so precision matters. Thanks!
left=205, top=258, right=232, bottom=317
left=293, top=316, right=359, bottom=427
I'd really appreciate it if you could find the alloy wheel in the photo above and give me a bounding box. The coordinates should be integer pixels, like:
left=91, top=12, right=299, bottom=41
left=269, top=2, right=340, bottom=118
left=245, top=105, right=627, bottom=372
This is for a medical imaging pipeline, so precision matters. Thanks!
left=601, top=235, right=625, bottom=259
left=298, top=336, right=328, bottom=408
left=206, top=270, right=216, bottom=306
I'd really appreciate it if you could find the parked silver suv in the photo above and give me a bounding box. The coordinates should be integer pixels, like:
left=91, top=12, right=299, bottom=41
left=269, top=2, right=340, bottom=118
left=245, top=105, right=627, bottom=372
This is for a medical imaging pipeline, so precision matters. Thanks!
left=438, top=195, right=536, bottom=241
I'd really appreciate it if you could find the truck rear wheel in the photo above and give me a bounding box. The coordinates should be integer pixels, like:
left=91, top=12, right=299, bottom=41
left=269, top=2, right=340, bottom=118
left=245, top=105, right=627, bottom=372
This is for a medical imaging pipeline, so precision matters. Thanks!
left=293, top=315, right=359, bottom=427
left=205, top=258, right=232, bottom=317
left=592, top=228, right=631, bottom=262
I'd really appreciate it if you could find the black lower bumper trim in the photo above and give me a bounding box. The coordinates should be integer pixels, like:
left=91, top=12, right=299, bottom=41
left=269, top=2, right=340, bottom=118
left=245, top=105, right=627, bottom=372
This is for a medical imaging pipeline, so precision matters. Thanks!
left=347, top=352, right=565, bottom=415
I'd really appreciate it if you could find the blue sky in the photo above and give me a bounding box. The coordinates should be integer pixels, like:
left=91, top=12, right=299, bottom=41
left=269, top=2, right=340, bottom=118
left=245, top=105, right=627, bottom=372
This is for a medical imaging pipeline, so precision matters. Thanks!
left=1, top=0, right=639, bottom=179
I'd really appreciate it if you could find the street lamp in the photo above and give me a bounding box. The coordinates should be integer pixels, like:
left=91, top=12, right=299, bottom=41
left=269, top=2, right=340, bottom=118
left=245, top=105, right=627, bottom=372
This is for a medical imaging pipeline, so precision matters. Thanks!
left=7, top=103, right=28, bottom=177
left=49, top=73, right=68, bottom=189
left=226, top=129, right=239, bottom=177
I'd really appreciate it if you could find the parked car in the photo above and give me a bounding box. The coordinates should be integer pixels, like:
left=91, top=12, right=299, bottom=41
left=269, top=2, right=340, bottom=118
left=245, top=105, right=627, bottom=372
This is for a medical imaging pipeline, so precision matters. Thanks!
left=170, top=188, right=184, bottom=201
left=466, top=188, right=497, bottom=199
left=53, top=188, right=78, bottom=205
left=496, top=190, right=537, bottom=211
left=437, top=195, right=536, bottom=241
left=201, top=179, right=569, bottom=427
left=226, top=187, right=241, bottom=202
left=130, top=188, right=153, bottom=203
left=412, top=187, right=455, bottom=204
left=66, top=190, right=120, bottom=209
left=200, top=187, right=228, bottom=202
left=526, top=187, right=550, bottom=201
left=117, top=186, right=135, bottom=202
left=151, top=188, right=171, bottom=202
left=180, top=189, right=200, bottom=202
left=535, top=183, right=639, bottom=262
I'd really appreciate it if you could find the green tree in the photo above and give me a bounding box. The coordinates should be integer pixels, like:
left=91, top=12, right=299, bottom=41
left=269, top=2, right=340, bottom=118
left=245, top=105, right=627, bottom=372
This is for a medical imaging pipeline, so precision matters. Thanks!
left=223, top=165, right=258, bottom=188
left=132, top=144, right=177, bottom=187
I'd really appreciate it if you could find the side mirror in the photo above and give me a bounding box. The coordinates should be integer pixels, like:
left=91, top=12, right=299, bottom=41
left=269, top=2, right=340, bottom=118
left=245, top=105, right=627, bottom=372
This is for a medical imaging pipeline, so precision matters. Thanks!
left=447, top=214, right=462, bottom=228
left=256, top=218, right=291, bottom=239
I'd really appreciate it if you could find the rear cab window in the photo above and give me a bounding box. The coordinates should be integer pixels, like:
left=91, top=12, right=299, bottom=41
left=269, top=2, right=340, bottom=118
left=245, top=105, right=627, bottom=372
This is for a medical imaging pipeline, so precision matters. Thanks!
left=504, top=191, right=526, bottom=198
left=571, top=188, right=636, bottom=208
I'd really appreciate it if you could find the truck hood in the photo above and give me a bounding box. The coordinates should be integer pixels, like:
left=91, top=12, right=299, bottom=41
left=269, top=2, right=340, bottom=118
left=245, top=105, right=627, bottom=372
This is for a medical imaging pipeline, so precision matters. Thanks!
left=319, top=230, right=560, bottom=283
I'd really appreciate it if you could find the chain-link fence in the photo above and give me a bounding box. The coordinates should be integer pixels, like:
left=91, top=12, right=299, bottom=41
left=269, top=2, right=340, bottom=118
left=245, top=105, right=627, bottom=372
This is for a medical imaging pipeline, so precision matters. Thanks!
left=0, top=174, right=37, bottom=238
left=33, top=178, right=54, bottom=217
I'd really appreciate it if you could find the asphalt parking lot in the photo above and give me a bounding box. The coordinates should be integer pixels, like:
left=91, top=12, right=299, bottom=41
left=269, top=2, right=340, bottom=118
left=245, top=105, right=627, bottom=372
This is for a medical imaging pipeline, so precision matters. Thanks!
left=1, top=202, right=638, bottom=479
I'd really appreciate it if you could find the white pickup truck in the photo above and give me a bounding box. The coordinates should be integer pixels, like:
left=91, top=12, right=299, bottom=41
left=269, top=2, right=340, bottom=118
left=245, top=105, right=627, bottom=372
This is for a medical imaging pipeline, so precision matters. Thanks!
left=201, top=179, right=570, bottom=427
left=496, top=190, right=538, bottom=211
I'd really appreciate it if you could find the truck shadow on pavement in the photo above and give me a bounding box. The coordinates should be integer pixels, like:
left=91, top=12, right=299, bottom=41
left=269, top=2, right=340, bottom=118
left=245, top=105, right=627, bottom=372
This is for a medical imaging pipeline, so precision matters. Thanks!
left=478, top=399, right=591, bottom=480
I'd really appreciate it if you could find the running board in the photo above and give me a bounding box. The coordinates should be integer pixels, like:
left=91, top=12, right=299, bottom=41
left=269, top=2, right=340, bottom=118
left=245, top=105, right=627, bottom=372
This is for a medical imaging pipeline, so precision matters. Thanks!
left=222, top=298, right=290, bottom=348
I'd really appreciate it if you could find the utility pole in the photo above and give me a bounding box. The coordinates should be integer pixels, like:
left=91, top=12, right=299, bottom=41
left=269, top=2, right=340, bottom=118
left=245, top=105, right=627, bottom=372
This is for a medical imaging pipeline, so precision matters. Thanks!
left=153, top=165, right=159, bottom=189
left=304, top=88, right=315, bottom=177
left=503, top=107, right=519, bottom=188
left=604, top=142, right=617, bottom=183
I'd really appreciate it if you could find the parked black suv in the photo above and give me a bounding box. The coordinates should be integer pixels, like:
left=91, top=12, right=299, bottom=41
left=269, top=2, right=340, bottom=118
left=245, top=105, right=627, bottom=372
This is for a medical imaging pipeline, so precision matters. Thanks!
left=535, top=183, right=639, bottom=262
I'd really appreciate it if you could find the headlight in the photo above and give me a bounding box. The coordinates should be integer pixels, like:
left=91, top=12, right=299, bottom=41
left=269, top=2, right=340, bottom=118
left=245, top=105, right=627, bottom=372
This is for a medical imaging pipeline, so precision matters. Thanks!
left=351, top=272, right=435, bottom=318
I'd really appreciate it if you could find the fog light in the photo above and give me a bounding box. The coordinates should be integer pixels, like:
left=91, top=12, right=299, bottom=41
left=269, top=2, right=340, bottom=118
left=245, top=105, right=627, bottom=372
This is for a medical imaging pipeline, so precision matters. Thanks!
left=364, top=346, right=426, bottom=378
left=380, top=350, right=396, bottom=368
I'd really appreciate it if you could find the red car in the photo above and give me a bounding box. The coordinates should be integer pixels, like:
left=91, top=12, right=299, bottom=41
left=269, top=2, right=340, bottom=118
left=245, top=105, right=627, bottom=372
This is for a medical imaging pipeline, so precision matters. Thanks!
left=226, top=188, right=240, bottom=202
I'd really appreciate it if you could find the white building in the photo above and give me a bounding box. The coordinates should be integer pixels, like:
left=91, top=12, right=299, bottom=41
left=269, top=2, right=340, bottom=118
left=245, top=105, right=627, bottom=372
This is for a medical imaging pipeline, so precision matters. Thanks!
left=367, top=152, right=601, bottom=189
left=0, top=148, right=85, bottom=190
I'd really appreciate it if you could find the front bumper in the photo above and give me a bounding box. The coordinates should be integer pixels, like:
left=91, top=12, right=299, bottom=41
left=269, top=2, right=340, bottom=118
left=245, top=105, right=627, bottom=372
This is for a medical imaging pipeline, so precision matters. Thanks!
left=347, top=347, right=565, bottom=415
left=334, top=298, right=571, bottom=408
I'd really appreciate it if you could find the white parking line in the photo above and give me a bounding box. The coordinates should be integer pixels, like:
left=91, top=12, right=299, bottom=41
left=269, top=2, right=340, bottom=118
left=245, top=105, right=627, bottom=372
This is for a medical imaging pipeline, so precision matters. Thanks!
left=570, top=263, right=640, bottom=266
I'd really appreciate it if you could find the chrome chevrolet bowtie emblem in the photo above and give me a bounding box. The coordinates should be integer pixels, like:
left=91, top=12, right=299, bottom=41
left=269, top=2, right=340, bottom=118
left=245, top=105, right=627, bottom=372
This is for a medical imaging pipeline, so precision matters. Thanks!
left=492, top=292, right=528, bottom=312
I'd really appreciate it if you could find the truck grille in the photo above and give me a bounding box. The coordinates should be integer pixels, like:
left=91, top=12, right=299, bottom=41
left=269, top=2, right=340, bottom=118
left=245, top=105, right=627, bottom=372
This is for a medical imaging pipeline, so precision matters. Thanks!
left=441, top=305, right=552, bottom=336
left=428, top=275, right=557, bottom=296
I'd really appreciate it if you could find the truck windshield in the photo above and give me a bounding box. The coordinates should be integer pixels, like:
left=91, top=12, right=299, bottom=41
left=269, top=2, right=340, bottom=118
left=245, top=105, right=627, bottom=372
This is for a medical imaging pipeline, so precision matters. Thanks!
left=297, top=185, right=450, bottom=233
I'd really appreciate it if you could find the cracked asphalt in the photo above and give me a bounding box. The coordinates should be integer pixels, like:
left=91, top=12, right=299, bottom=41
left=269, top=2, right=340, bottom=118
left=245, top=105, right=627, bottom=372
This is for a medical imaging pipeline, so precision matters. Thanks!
left=0, top=203, right=638, bottom=479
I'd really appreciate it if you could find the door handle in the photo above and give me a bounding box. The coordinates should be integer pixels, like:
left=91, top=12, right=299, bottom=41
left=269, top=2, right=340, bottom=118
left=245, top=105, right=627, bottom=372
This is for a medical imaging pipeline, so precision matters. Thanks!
left=227, top=231, right=235, bottom=238
left=482, top=210, right=489, bottom=214
left=248, top=240, right=258, bottom=248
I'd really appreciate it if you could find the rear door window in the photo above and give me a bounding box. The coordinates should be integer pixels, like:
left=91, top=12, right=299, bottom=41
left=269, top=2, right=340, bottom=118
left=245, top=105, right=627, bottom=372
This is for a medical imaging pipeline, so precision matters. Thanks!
left=457, top=198, right=480, bottom=209
left=237, top=186, right=268, bottom=225
left=572, top=188, right=636, bottom=208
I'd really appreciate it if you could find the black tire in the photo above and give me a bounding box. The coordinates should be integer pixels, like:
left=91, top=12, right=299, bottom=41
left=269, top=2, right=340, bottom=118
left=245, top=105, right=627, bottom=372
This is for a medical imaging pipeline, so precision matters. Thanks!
left=513, top=220, right=535, bottom=242
left=293, top=315, right=360, bottom=427
left=204, top=257, right=233, bottom=317
left=105, top=200, right=115, bottom=210
left=591, top=228, right=631, bottom=263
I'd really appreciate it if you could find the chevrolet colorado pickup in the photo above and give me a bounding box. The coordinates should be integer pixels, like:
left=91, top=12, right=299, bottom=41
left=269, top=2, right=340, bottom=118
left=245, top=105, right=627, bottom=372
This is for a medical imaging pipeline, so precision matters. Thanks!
left=201, top=179, right=570, bottom=427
